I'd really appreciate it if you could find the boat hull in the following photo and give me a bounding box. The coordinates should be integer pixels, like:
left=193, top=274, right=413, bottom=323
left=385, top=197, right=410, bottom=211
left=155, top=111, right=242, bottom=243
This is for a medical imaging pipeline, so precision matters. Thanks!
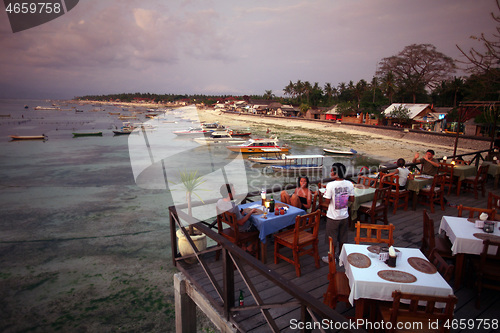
left=227, top=146, right=290, bottom=154
left=323, top=148, right=356, bottom=155
left=72, top=132, right=103, bottom=137
left=9, top=135, right=46, bottom=140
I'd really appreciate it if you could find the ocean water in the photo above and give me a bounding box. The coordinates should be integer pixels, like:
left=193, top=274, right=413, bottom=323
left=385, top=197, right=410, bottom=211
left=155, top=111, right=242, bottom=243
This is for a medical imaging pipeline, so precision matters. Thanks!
left=0, top=99, right=380, bottom=241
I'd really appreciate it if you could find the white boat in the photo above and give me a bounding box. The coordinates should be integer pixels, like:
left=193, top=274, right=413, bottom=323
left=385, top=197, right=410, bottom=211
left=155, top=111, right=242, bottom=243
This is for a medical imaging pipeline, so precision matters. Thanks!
left=248, top=153, right=294, bottom=165
left=270, top=155, right=324, bottom=175
left=193, top=130, right=246, bottom=145
left=323, top=148, right=357, bottom=155
left=173, top=127, right=212, bottom=136
left=34, top=106, right=60, bottom=111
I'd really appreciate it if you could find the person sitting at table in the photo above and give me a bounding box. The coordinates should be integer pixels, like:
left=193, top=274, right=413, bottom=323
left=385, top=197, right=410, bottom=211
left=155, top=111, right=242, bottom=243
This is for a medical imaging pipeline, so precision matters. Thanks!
left=412, top=149, right=440, bottom=176
left=280, top=176, right=313, bottom=211
left=216, top=183, right=257, bottom=233
left=381, top=158, right=410, bottom=189
left=321, top=163, right=355, bottom=264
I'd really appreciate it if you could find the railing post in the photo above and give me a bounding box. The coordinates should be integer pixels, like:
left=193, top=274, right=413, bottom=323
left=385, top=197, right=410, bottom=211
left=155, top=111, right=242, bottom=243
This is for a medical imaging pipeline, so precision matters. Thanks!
left=170, top=208, right=178, bottom=267
left=301, top=304, right=312, bottom=333
left=222, top=248, right=235, bottom=320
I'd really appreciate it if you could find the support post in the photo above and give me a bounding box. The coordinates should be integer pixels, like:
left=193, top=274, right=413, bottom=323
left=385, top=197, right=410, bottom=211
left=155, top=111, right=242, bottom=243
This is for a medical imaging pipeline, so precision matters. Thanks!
left=174, top=273, right=197, bottom=333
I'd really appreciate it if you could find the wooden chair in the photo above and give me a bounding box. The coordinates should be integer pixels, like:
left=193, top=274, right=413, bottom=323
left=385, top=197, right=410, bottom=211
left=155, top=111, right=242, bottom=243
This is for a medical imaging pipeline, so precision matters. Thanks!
left=357, top=187, right=390, bottom=225
left=439, top=162, right=455, bottom=195
left=314, top=183, right=328, bottom=217
left=460, top=164, right=489, bottom=199
left=323, top=236, right=351, bottom=310
left=355, top=221, right=395, bottom=246
left=216, top=209, right=260, bottom=259
left=274, top=210, right=321, bottom=277
left=378, top=290, right=458, bottom=333
left=457, top=205, right=496, bottom=220
left=380, top=174, right=410, bottom=214
left=418, top=174, right=445, bottom=213
left=428, top=249, right=455, bottom=283
left=421, top=210, right=453, bottom=259
left=357, top=175, right=378, bottom=188
left=471, top=239, right=500, bottom=308
left=453, top=159, right=470, bottom=165
left=487, top=191, right=500, bottom=218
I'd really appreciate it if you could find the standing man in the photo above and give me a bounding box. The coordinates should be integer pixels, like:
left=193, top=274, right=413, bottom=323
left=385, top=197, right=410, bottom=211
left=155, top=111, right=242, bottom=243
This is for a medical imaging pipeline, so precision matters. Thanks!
left=413, top=149, right=440, bottom=176
left=321, top=163, right=354, bottom=263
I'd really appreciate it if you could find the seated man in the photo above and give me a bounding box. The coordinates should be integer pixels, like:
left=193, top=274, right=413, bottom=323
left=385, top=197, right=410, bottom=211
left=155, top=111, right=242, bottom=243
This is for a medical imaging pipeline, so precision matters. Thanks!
left=216, top=183, right=256, bottom=232
left=412, top=149, right=439, bottom=176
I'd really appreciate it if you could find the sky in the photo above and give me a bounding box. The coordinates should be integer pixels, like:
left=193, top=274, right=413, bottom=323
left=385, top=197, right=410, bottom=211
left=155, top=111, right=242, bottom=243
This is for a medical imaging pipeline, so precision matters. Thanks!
left=0, top=0, right=498, bottom=100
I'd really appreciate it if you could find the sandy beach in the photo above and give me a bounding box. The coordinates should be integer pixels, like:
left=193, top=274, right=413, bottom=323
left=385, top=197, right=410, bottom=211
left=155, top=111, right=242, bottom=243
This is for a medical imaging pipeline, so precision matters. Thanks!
left=193, top=108, right=476, bottom=164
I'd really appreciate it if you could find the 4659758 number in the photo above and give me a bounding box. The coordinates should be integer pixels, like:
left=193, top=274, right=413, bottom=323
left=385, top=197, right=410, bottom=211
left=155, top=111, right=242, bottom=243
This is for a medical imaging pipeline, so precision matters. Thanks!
left=5, top=2, right=62, bottom=14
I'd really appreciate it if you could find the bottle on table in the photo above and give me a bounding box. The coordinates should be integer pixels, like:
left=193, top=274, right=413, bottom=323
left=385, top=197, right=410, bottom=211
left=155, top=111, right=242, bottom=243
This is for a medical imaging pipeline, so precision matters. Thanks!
left=261, top=188, right=266, bottom=206
left=239, top=290, right=244, bottom=306
left=269, top=195, right=275, bottom=212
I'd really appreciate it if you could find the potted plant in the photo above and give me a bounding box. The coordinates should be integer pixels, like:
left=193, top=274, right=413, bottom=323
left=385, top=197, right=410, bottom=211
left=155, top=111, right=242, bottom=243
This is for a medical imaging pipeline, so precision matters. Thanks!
left=173, top=170, right=207, bottom=263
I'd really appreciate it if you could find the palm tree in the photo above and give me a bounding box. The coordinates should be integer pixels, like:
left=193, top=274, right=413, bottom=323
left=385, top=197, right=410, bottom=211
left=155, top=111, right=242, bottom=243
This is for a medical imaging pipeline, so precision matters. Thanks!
left=177, top=170, right=206, bottom=235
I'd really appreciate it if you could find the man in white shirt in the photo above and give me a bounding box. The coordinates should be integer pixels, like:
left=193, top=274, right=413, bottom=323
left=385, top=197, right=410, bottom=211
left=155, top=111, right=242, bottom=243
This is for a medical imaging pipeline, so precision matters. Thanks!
left=321, top=163, right=354, bottom=263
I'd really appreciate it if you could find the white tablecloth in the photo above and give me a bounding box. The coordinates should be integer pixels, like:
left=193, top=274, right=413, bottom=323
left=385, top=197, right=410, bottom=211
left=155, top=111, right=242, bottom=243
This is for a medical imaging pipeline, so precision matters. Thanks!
left=339, top=244, right=453, bottom=306
left=439, top=216, right=500, bottom=255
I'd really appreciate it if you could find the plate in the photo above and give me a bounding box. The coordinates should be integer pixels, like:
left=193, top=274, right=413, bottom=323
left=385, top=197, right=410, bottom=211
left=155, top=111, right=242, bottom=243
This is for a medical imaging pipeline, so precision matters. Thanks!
left=242, top=208, right=263, bottom=215
left=377, top=270, right=417, bottom=283
left=473, top=233, right=500, bottom=242
left=407, top=257, right=437, bottom=274
left=275, top=203, right=289, bottom=208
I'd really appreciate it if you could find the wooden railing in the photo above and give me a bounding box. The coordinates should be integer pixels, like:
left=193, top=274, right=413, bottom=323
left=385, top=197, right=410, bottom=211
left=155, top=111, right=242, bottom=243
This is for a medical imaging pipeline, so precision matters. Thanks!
left=170, top=204, right=366, bottom=332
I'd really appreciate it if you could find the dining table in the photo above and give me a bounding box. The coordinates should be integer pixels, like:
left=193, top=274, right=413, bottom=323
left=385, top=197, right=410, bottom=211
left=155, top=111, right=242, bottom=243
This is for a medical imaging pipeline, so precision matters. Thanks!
left=439, top=215, right=500, bottom=288
left=238, top=200, right=305, bottom=263
left=339, top=243, right=454, bottom=321
left=406, top=175, right=434, bottom=210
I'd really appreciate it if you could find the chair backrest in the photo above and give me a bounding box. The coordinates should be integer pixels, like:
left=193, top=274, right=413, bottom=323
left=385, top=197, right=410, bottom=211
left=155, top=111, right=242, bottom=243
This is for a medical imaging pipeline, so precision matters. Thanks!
left=387, top=290, right=457, bottom=332
left=487, top=192, right=500, bottom=216
left=421, top=210, right=436, bottom=256
left=381, top=174, right=404, bottom=194
left=216, top=207, right=241, bottom=241
left=355, top=221, right=395, bottom=246
left=357, top=175, right=377, bottom=188
left=453, top=159, right=469, bottom=165
left=477, top=164, right=489, bottom=182
left=439, top=162, right=454, bottom=178
left=327, top=236, right=337, bottom=279
left=429, top=249, right=454, bottom=282
left=369, top=187, right=390, bottom=210
left=431, top=174, right=446, bottom=191
left=457, top=205, right=496, bottom=220
left=293, top=210, right=320, bottom=245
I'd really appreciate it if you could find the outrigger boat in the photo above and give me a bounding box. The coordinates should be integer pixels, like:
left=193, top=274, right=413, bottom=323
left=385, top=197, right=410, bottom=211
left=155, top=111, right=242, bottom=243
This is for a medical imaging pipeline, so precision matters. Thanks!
left=113, top=122, right=135, bottom=135
left=193, top=130, right=246, bottom=146
left=323, top=148, right=357, bottom=155
left=270, top=155, right=324, bottom=175
left=226, top=137, right=289, bottom=154
left=9, top=135, right=46, bottom=140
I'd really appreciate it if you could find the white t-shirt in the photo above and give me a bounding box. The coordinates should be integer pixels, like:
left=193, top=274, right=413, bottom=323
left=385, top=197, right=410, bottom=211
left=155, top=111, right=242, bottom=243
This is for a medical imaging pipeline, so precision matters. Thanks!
left=397, top=167, right=410, bottom=187
left=323, top=179, right=354, bottom=220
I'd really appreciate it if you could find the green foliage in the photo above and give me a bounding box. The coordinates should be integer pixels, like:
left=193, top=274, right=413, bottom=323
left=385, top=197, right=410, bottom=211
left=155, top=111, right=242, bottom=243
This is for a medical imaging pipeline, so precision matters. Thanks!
left=388, top=105, right=411, bottom=122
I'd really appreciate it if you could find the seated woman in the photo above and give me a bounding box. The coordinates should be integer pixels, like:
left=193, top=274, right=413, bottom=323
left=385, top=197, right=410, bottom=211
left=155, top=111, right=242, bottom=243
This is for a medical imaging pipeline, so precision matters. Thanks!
left=280, top=176, right=313, bottom=211
left=381, top=158, right=410, bottom=189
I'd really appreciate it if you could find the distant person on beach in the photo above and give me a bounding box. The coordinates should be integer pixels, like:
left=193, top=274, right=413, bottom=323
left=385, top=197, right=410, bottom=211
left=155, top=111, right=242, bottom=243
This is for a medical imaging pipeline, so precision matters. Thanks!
left=412, top=149, right=439, bottom=176
left=280, top=176, right=313, bottom=211
left=381, top=158, right=410, bottom=189
left=321, top=163, right=354, bottom=264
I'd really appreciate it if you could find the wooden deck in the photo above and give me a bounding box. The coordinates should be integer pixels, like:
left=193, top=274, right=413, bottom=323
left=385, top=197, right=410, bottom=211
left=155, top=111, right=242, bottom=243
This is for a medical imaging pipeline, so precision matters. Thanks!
left=174, top=179, right=500, bottom=332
